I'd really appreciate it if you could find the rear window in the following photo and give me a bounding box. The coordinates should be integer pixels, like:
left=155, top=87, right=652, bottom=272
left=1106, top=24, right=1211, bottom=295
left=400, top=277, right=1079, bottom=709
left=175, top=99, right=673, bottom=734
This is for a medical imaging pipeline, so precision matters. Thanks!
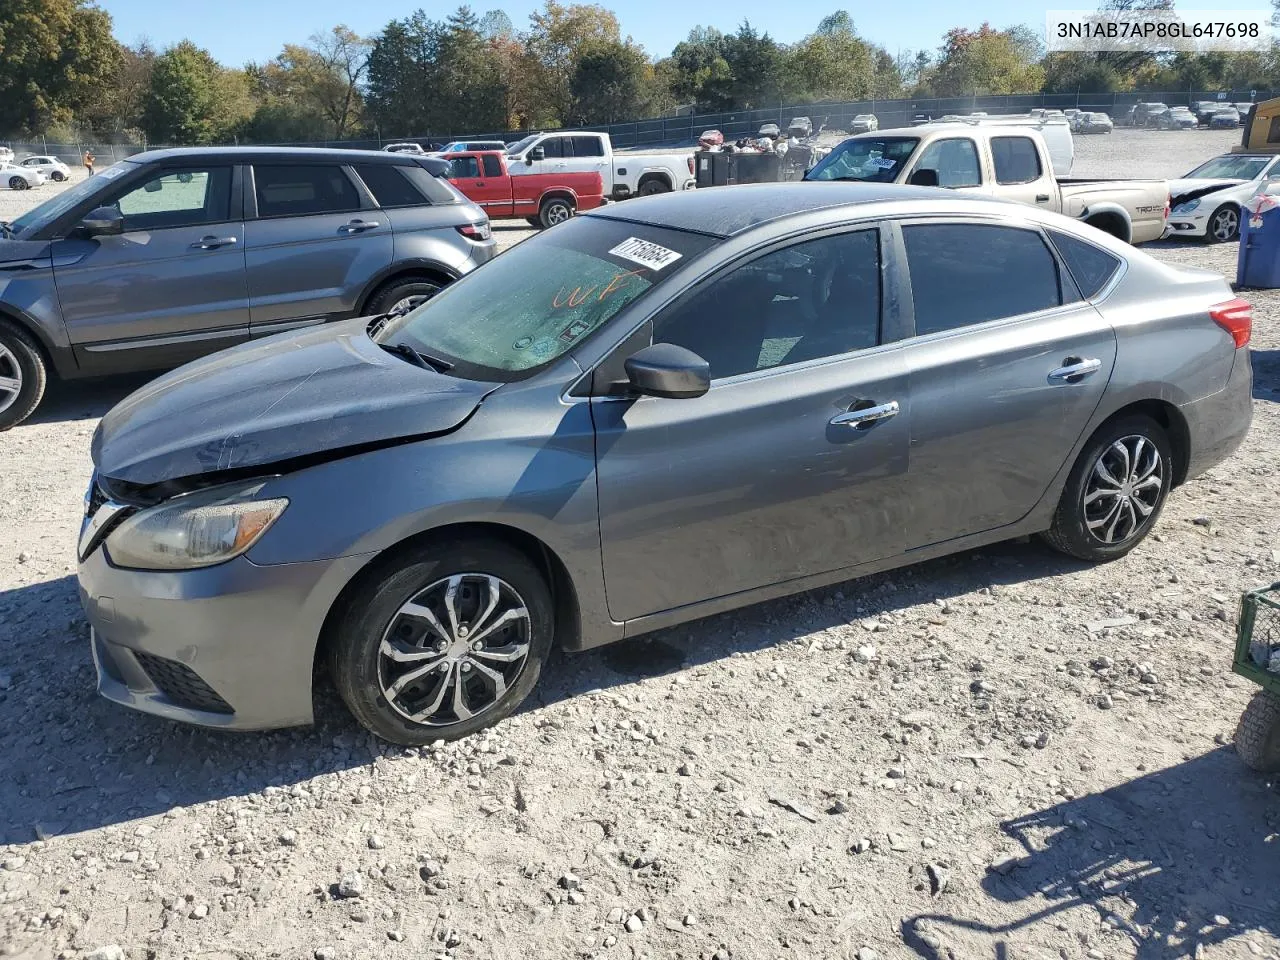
left=1048, top=230, right=1123, bottom=299
left=448, top=157, right=481, bottom=179
left=482, top=155, right=502, bottom=177
left=355, top=164, right=427, bottom=207
left=254, top=165, right=361, bottom=218
left=570, top=136, right=605, bottom=157
left=991, top=137, right=1042, bottom=184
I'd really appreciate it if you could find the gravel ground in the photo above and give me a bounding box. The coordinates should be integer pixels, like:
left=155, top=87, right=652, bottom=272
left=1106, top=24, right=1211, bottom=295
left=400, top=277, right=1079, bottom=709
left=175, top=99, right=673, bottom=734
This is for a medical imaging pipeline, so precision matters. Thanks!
left=2, top=129, right=1279, bottom=960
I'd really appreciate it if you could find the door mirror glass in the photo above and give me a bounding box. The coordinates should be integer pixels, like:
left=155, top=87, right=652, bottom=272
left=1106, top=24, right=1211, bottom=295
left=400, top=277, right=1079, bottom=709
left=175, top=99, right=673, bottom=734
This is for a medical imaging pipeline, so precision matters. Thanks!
left=528, top=146, right=544, bottom=162
left=909, top=168, right=939, bottom=187
left=624, top=343, right=710, bottom=399
left=78, top=205, right=124, bottom=237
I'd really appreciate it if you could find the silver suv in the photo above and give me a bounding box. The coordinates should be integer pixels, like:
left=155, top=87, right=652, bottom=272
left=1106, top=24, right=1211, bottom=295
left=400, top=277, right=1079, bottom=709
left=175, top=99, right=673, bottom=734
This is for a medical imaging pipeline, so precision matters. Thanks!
left=0, top=147, right=496, bottom=428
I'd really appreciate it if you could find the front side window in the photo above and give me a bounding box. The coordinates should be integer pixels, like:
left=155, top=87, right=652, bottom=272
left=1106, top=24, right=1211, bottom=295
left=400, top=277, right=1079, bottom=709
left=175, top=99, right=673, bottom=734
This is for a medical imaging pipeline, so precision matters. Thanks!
left=112, top=167, right=233, bottom=231
left=805, top=137, right=920, bottom=183
left=654, top=230, right=882, bottom=380
left=253, top=164, right=361, bottom=218
left=448, top=157, right=481, bottom=179
left=991, top=137, right=1043, bottom=184
left=375, top=217, right=714, bottom=381
left=8, top=160, right=132, bottom=237
left=904, top=223, right=1061, bottom=336
left=540, top=138, right=566, bottom=159
left=912, top=138, right=981, bottom=188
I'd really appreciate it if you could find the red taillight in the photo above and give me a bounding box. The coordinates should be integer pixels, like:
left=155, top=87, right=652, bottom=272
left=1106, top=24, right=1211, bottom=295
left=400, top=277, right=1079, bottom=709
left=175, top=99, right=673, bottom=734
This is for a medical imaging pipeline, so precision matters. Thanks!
left=1210, top=297, right=1252, bottom=347
left=687, top=156, right=695, bottom=175
left=1164, top=194, right=1171, bottom=220
left=457, top=222, right=492, bottom=241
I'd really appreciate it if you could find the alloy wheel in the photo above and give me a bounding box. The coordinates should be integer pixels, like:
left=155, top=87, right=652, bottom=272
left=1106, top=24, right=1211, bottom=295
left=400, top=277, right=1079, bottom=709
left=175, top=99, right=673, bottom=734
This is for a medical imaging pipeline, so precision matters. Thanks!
left=545, top=203, right=571, bottom=226
left=1083, top=435, right=1163, bottom=545
left=0, top=342, right=23, bottom=415
left=388, top=294, right=431, bottom=316
left=1212, top=208, right=1239, bottom=242
left=377, top=573, right=532, bottom=727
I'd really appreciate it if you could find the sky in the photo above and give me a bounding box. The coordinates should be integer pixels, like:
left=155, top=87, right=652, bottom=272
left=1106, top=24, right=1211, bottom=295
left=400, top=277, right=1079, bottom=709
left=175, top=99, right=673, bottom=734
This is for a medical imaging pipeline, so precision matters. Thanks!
left=99, top=0, right=1274, bottom=67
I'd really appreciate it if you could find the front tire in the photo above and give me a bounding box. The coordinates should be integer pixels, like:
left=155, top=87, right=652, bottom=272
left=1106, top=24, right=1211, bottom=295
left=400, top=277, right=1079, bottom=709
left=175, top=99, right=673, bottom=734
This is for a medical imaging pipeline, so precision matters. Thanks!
left=365, top=276, right=443, bottom=318
left=8, top=176, right=27, bottom=191
left=0, top=321, right=48, bottom=430
left=1205, top=204, right=1240, bottom=244
left=1041, top=415, right=1172, bottom=562
left=329, top=539, right=554, bottom=745
left=1235, top=691, right=1280, bottom=771
left=538, top=197, right=574, bottom=229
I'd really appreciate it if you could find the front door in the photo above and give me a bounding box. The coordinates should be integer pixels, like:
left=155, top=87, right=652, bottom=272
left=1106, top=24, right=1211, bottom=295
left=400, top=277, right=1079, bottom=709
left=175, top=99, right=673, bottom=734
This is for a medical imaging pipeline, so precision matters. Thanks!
left=896, top=220, right=1117, bottom=547
left=593, top=227, right=911, bottom=622
left=903, top=136, right=990, bottom=196
left=51, top=164, right=249, bottom=374
left=244, top=162, right=393, bottom=335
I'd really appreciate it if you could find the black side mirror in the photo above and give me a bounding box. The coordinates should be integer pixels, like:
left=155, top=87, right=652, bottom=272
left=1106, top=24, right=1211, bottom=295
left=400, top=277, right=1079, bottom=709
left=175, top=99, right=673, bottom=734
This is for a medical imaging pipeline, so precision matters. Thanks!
left=909, top=168, right=939, bottom=187
left=528, top=146, right=544, bottom=163
left=624, top=343, right=710, bottom=399
left=78, top=206, right=124, bottom=238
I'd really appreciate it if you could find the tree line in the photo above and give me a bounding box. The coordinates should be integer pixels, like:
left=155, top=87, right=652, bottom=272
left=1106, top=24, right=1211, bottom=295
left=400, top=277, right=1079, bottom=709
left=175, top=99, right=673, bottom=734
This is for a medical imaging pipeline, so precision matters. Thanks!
left=4, top=0, right=1280, bottom=145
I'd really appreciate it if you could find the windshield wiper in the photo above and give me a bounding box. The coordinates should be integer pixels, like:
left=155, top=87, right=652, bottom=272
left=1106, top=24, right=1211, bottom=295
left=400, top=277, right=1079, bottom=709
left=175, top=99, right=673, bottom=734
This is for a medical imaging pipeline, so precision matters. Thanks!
left=378, top=341, right=453, bottom=373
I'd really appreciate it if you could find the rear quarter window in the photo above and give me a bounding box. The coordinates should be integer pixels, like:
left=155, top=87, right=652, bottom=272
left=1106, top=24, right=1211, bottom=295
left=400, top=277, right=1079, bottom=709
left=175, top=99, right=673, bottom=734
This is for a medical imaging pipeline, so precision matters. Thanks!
left=355, top=164, right=428, bottom=207
left=1048, top=230, right=1123, bottom=299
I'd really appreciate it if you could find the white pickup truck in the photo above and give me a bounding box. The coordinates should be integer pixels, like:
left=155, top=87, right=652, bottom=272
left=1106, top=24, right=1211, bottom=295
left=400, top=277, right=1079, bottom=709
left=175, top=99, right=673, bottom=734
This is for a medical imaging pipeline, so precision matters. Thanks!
left=504, top=131, right=695, bottom=201
left=806, top=126, right=1169, bottom=244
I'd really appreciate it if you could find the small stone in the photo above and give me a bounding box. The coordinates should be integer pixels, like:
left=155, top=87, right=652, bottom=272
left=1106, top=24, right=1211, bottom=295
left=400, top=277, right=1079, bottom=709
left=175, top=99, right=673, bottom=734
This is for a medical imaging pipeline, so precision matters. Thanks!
left=921, top=838, right=937, bottom=849
left=683, top=913, right=697, bottom=927
left=1140, top=670, right=1158, bottom=684
left=677, top=763, right=694, bottom=776
left=637, top=906, right=653, bottom=922
left=886, top=767, right=906, bottom=779
left=559, top=871, right=582, bottom=891
left=624, top=914, right=644, bottom=933
left=607, top=907, right=625, bottom=924
left=419, top=859, right=443, bottom=880
left=278, top=830, right=298, bottom=846
left=2, top=857, right=25, bottom=871
left=314, top=947, right=336, bottom=960
left=927, top=863, right=951, bottom=896
left=857, top=949, right=881, bottom=960
left=367, top=835, right=385, bottom=850
left=118, top=850, right=140, bottom=864
left=336, top=873, right=364, bottom=899
left=827, top=799, right=850, bottom=815
left=603, top=935, right=617, bottom=947
left=189, top=903, right=209, bottom=920
left=350, top=909, right=369, bottom=923
left=84, top=948, right=125, bottom=960
left=854, top=645, right=877, bottom=663
left=567, top=890, right=585, bottom=905
left=1090, top=656, right=1114, bottom=670
left=1097, top=695, right=1114, bottom=710
left=1192, top=516, right=1212, bottom=527
left=850, top=837, right=871, bottom=854
left=388, top=930, right=405, bottom=942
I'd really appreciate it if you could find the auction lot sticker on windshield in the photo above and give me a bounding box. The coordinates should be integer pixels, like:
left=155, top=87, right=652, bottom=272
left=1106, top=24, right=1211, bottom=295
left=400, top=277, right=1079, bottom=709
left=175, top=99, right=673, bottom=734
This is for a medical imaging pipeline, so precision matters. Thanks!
left=610, top=237, right=683, bottom=271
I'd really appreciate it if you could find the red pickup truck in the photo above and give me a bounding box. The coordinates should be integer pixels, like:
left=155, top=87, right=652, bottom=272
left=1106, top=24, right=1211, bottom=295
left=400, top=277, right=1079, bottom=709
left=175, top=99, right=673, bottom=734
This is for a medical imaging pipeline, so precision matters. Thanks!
left=444, top=150, right=605, bottom=229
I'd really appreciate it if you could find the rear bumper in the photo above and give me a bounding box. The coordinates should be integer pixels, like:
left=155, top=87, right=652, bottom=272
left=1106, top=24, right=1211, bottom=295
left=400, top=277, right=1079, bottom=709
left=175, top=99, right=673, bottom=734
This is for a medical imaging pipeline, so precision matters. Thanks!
left=1181, top=346, right=1253, bottom=482
left=78, top=547, right=375, bottom=731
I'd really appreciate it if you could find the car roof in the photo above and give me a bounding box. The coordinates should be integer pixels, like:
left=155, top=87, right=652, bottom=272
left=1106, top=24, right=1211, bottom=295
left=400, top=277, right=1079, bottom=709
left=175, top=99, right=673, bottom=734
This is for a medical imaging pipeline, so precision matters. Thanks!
left=125, top=146, right=424, bottom=166
left=588, top=181, right=989, bottom=239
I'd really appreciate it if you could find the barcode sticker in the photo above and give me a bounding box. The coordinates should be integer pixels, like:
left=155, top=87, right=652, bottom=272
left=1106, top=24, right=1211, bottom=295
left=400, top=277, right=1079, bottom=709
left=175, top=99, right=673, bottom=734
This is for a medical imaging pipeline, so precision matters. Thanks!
left=609, top=237, right=683, bottom=271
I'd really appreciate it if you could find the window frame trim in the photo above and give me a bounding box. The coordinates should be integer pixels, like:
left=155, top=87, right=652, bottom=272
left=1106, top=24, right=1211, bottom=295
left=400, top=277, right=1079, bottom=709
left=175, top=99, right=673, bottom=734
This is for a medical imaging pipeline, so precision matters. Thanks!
left=892, top=214, right=1087, bottom=345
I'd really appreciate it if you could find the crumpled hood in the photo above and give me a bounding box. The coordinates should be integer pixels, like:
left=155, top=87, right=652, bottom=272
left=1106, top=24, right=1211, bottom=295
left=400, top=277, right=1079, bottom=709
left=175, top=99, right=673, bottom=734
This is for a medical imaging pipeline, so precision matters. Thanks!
left=1168, top=177, right=1247, bottom=206
left=93, top=318, right=500, bottom=486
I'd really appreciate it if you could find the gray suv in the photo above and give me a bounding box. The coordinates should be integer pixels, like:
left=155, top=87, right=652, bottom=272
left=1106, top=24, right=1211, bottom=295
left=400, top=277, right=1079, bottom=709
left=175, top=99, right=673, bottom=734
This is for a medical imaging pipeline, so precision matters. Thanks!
left=0, top=147, right=496, bottom=428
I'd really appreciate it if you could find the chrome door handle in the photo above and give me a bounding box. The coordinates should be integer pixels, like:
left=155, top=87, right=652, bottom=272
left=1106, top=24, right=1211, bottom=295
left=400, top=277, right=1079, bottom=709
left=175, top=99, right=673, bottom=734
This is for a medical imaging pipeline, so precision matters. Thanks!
left=340, top=219, right=381, bottom=233
left=191, top=236, right=237, bottom=249
left=1048, top=357, right=1103, bottom=383
left=1035, top=193, right=1051, bottom=203
left=829, top=400, right=900, bottom=429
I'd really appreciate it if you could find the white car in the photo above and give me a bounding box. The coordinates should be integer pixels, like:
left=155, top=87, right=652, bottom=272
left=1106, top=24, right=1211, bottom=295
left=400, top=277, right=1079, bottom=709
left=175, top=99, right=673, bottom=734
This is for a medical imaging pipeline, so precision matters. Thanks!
left=0, top=162, right=44, bottom=191
left=18, top=155, right=71, bottom=182
left=382, top=143, right=427, bottom=155
left=1167, top=152, right=1280, bottom=243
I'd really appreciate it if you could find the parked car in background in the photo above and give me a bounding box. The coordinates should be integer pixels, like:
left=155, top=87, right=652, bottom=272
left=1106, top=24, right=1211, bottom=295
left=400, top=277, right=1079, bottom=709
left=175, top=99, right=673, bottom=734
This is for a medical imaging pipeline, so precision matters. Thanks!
left=1156, top=106, right=1197, bottom=130
left=1126, top=102, right=1169, bottom=127
left=1210, top=107, right=1241, bottom=129
left=758, top=122, right=780, bottom=139
left=850, top=114, right=879, bottom=133
left=0, top=147, right=496, bottom=429
left=0, top=161, right=45, bottom=191
left=19, top=155, right=71, bottom=182
left=1078, top=112, right=1114, bottom=134
left=445, top=150, right=604, bottom=228
left=787, top=117, right=814, bottom=138
left=78, top=183, right=1253, bottom=743
left=0, top=147, right=14, bottom=162
left=430, top=140, right=507, bottom=156
left=383, top=143, right=428, bottom=155
left=806, top=126, right=1168, bottom=243
left=504, top=130, right=694, bottom=199
left=1167, top=152, right=1280, bottom=243
left=697, top=130, right=724, bottom=149
left=1235, top=103, right=1254, bottom=123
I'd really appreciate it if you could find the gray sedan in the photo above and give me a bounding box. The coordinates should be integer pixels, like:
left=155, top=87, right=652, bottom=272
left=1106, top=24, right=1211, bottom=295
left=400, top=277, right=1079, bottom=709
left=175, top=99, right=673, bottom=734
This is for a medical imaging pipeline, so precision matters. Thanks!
left=78, top=183, right=1253, bottom=744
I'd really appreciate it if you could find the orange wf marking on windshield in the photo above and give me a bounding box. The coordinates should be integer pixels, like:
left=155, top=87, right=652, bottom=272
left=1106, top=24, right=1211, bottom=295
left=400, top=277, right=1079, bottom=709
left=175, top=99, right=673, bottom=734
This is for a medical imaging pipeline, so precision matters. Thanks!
left=552, top=269, right=645, bottom=309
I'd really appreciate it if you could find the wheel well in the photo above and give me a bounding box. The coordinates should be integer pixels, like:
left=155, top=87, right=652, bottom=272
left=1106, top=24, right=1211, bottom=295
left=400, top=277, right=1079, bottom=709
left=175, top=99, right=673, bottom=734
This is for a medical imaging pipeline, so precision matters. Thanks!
left=1099, top=400, right=1191, bottom=487
left=359, top=268, right=454, bottom=315
left=0, top=310, right=58, bottom=380
left=314, top=522, right=583, bottom=673
left=637, top=172, right=672, bottom=188
left=540, top=191, right=576, bottom=210
left=1083, top=212, right=1130, bottom=244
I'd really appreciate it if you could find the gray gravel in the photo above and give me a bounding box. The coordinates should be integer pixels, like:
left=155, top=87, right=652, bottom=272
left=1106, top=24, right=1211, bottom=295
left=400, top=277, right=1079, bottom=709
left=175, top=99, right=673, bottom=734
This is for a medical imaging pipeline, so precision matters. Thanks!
left=1, top=129, right=1279, bottom=960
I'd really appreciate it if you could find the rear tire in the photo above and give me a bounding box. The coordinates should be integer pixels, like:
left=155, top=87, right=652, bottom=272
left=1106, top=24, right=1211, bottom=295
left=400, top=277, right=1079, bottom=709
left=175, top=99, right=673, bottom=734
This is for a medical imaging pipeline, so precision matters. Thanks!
left=328, top=539, right=554, bottom=745
left=1205, top=204, right=1240, bottom=244
left=1041, top=415, right=1172, bottom=562
left=8, top=177, right=27, bottom=191
left=51, top=171, right=65, bottom=182
left=0, top=321, right=48, bottom=430
left=1235, top=691, right=1280, bottom=772
left=365, top=276, right=443, bottom=318
left=637, top=178, right=671, bottom=197
left=538, top=197, right=574, bottom=229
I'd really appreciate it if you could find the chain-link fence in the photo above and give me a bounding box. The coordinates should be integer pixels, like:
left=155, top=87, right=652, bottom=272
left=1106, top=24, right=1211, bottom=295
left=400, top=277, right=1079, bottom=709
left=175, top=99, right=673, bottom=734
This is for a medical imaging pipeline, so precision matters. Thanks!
left=5, top=88, right=1269, bottom=159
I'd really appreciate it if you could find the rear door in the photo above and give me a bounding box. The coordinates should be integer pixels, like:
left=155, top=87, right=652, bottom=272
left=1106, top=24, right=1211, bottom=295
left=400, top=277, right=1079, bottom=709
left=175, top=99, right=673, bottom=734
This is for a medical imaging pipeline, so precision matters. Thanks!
left=990, top=135, right=1056, bottom=210
left=243, top=162, right=393, bottom=336
left=50, top=163, right=249, bottom=374
left=593, top=227, right=912, bottom=621
left=564, top=135, right=611, bottom=184
left=895, top=219, right=1117, bottom=548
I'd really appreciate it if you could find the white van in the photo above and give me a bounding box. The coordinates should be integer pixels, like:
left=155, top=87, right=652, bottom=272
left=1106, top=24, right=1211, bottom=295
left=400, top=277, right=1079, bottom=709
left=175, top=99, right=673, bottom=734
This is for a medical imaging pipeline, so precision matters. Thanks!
left=922, top=116, right=1075, bottom=176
